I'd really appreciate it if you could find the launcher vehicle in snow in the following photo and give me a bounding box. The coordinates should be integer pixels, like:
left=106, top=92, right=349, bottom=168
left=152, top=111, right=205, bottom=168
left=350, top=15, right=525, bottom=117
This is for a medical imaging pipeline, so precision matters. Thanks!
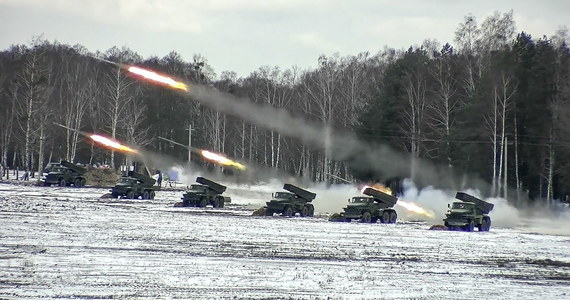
left=42, top=160, right=87, bottom=187
left=265, top=184, right=316, bottom=217
left=110, top=171, right=159, bottom=199
left=181, top=177, right=231, bottom=208
left=329, top=187, right=398, bottom=223
left=443, top=192, right=494, bottom=232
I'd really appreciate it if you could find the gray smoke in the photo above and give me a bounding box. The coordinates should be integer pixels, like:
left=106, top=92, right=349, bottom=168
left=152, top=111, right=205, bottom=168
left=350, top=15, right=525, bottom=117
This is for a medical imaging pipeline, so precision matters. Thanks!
left=188, top=85, right=488, bottom=191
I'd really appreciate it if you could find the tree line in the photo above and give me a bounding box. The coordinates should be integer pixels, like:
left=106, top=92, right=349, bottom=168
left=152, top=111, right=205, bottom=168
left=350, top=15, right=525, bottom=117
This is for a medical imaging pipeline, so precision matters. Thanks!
left=0, top=11, right=569, bottom=204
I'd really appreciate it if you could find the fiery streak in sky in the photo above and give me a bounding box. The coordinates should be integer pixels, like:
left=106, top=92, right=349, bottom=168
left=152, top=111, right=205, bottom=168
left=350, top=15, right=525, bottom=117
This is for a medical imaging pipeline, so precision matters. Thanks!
left=90, top=134, right=138, bottom=154
left=200, top=150, right=246, bottom=170
left=128, top=66, right=188, bottom=91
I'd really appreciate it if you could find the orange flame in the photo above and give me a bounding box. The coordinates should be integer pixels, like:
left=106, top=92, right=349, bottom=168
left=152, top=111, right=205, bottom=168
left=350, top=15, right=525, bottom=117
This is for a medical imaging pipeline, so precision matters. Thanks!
left=396, top=200, right=435, bottom=218
left=90, top=134, right=138, bottom=154
left=128, top=66, right=188, bottom=91
left=200, top=150, right=246, bottom=170
left=362, top=184, right=434, bottom=218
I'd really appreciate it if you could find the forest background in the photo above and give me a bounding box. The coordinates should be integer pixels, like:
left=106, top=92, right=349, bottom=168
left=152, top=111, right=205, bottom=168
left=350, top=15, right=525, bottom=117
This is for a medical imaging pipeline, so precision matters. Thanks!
left=1, top=11, right=569, bottom=206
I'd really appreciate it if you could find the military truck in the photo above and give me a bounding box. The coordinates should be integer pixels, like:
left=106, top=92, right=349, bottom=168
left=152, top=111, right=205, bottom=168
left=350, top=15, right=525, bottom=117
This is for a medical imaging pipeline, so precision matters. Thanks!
left=265, top=184, right=316, bottom=217
left=443, top=192, right=494, bottom=232
left=329, top=187, right=398, bottom=223
left=43, top=160, right=87, bottom=187
left=181, top=177, right=231, bottom=208
left=110, top=171, right=159, bottom=199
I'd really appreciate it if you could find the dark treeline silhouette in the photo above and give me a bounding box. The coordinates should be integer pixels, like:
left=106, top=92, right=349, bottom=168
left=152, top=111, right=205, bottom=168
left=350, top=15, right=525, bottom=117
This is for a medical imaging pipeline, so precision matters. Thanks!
left=0, top=11, right=569, bottom=205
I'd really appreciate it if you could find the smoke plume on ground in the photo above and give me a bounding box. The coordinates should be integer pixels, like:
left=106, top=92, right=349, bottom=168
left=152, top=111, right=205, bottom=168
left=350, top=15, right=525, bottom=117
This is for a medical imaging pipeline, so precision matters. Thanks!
left=309, top=183, right=360, bottom=214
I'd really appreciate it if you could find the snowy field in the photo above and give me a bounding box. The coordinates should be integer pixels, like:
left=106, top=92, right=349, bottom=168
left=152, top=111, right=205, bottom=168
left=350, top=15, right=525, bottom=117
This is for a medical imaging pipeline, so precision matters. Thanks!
left=1, top=182, right=570, bottom=299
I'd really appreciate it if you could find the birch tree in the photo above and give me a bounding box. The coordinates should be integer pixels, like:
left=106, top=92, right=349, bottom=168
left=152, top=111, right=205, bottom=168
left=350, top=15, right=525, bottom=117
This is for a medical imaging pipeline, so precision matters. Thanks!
left=426, top=44, right=460, bottom=167
left=102, top=47, right=141, bottom=168
left=16, top=46, right=47, bottom=173
left=302, top=55, right=341, bottom=181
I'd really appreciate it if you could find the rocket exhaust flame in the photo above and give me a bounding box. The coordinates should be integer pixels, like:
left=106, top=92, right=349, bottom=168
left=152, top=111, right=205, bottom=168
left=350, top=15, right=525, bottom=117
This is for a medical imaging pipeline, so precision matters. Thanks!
left=53, top=123, right=139, bottom=154
left=200, top=150, right=246, bottom=170
left=158, top=136, right=247, bottom=170
left=127, top=66, right=188, bottom=91
left=362, top=184, right=434, bottom=219
left=90, top=134, right=138, bottom=154
left=396, top=200, right=435, bottom=218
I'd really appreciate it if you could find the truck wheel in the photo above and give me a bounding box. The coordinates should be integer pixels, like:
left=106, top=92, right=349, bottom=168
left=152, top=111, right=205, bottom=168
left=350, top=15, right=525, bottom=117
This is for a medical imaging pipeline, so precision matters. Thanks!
left=150, top=191, right=156, bottom=200
left=182, top=198, right=189, bottom=207
left=74, top=178, right=81, bottom=187
left=361, top=212, right=372, bottom=223
left=306, top=204, right=314, bottom=217
left=381, top=211, right=390, bottom=223
left=80, top=178, right=86, bottom=187
left=389, top=211, right=397, bottom=223
left=59, top=179, right=66, bottom=187
left=282, top=206, right=293, bottom=217
left=300, top=206, right=309, bottom=217
left=142, top=191, right=150, bottom=199
left=265, top=209, right=273, bottom=216
left=219, top=198, right=225, bottom=208
left=198, top=198, right=207, bottom=208
left=484, top=217, right=491, bottom=231
left=465, top=220, right=475, bottom=232
left=126, top=190, right=135, bottom=199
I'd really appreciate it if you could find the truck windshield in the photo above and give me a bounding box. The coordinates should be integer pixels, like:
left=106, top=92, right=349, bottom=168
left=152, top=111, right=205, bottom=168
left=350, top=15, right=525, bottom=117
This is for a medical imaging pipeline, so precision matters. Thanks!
left=120, top=178, right=136, bottom=184
left=452, top=203, right=472, bottom=209
left=190, top=185, right=206, bottom=192
left=274, top=192, right=290, bottom=199
left=350, top=197, right=369, bottom=203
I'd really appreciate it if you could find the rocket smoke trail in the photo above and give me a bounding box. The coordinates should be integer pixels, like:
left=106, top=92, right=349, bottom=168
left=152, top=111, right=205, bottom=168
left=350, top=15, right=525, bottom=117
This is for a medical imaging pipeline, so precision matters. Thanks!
left=87, top=58, right=485, bottom=190
left=186, top=84, right=485, bottom=191
left=87, top=55, right=488, bottom=191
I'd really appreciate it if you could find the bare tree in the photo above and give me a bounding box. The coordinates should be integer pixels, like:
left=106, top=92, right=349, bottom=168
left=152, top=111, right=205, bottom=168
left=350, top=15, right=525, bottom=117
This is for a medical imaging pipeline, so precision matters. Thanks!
left=59, top=55, right=92, bottom=162
left=102, top=47, right=141, bottom=168
left=402, top=65, right=428, bottom=182
left=426, top=44, right=460, bottom=167
left=16, top=46, right=47, bottom=173
left=0, top=85, right=17, bottom=171
left=302, top=55, right=342, bottom=181
left=485, top=73, right=517, bottom=197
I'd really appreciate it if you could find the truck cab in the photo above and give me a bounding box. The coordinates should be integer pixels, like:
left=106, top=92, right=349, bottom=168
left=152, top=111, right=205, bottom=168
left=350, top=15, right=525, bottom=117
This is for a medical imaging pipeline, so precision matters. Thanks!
left=341, top=196, right=397, bottom=223
left=181, top=177, right=231, bottom=208
left=330, top=188, right=398, bottom=224
left=264, top=184, right=316, bottom=217
left=42, top=161, right=86, bottom=187
left=443, top=193, right=493, bottom=232
left=110, top=171, right=158, bottom=200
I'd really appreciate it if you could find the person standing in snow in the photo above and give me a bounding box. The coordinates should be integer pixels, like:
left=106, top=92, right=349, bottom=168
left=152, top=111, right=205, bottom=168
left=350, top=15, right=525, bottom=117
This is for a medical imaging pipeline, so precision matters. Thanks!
left=157, top=171, right=163, bottom=187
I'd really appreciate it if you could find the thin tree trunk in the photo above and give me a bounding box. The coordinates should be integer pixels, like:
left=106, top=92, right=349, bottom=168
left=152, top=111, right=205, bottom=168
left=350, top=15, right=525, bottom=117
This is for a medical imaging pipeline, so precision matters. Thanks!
left=491, top=88, right=498, bottom=197
left=37, top=122, right=45, bottom=174
left=547, top=139, right=554, bottom=207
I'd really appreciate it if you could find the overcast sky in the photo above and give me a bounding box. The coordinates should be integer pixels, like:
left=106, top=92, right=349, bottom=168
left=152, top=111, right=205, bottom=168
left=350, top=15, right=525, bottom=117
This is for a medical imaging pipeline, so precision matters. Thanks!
left=0, top=0, right=568, bottom=77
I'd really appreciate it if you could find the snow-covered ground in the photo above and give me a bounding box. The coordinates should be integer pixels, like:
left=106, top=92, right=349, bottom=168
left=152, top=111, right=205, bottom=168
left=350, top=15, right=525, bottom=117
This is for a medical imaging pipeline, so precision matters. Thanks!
left=1, top=182, right=569, bottom=299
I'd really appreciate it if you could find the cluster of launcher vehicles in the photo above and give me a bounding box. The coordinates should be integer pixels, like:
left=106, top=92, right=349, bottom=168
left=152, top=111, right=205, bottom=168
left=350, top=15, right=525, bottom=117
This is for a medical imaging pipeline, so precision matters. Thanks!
left=41, top=160, right=494, bottom=232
